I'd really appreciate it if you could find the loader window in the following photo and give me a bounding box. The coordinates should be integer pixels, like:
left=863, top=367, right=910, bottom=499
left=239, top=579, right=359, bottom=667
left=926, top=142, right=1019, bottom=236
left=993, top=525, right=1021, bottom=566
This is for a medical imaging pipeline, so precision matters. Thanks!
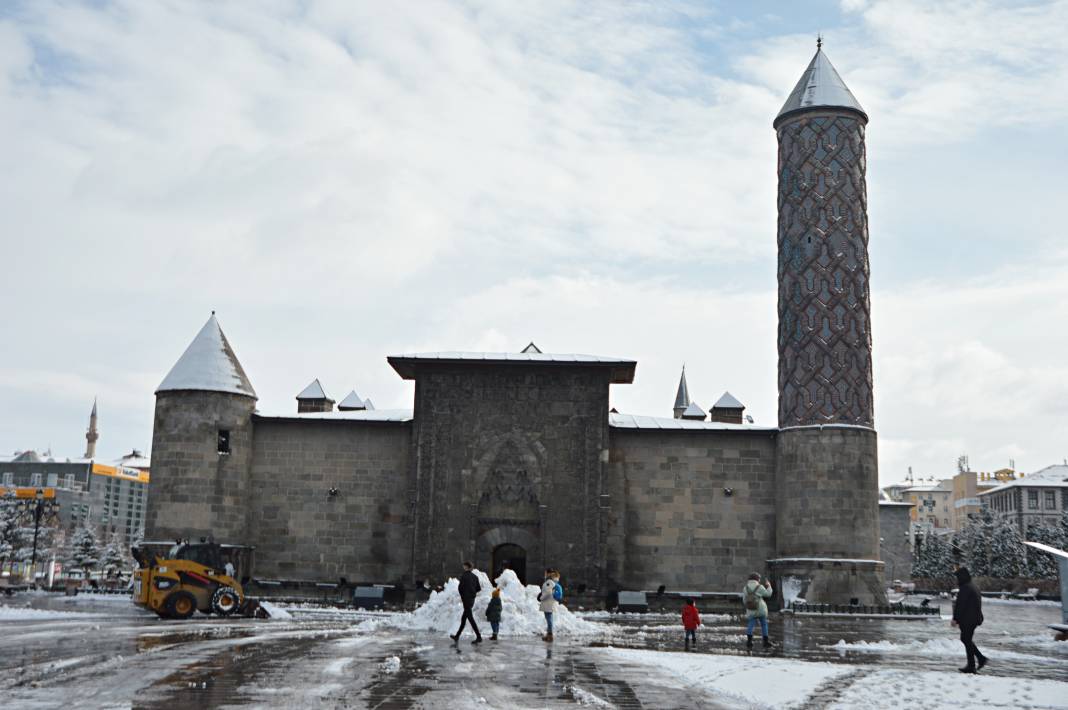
left=217, top=429, right=231, bottom=455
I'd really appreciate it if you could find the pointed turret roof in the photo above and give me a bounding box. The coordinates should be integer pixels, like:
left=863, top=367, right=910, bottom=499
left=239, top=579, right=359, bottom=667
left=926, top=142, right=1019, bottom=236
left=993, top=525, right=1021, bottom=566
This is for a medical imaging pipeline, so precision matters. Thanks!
left=157, top=314, right=257, bottom=398
left=362, top=398, right=375, bottom=411
left=338, top=390, right=366, bottom=410
left=521, top=342, right=543, bottom=354
left=713, top=391, right=744, bottom=409
left=681, top=401, right=706, bottom=420
left=297, top=378, right=329, bottom=400
left=90, top=398, right=97, bottom=417
left=775, top=44, right=866, bottom=127
left=673, top=367, right=690, bottom=411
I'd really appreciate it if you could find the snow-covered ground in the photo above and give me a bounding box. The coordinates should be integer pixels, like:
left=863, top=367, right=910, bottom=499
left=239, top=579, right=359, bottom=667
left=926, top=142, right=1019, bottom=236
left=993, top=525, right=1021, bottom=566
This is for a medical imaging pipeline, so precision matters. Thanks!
left=1, top=588, right=1065, bottom=708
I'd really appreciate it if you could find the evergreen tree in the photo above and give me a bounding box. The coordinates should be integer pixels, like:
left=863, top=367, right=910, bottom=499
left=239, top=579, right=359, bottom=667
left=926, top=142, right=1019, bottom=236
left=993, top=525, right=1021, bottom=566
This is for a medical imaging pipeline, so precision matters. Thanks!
left=1025, top=522, right=1064, bottom=578
left=956, top=508, right=996, bottom=576
left=913, top=531, right=955, bottom=579
left=0, top=497, right=19, bottom=572
left=68, top=523, right=102, bottom=581
left=988, top=512, right=1026, bottom=578
left=100, top=531, right=131, bottom=579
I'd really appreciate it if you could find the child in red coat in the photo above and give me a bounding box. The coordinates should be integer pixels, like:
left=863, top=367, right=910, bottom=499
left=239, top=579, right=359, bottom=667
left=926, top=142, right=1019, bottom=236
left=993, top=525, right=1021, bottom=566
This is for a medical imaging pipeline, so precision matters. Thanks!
left=682, top=597, right=701, bottom=650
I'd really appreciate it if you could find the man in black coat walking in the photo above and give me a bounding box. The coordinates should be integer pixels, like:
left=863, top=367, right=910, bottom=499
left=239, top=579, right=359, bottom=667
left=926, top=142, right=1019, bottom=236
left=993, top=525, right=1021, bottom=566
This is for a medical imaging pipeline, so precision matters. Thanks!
left=451, top=561, right=483, bottom=643
left=951, top=566, right=987, bottom=673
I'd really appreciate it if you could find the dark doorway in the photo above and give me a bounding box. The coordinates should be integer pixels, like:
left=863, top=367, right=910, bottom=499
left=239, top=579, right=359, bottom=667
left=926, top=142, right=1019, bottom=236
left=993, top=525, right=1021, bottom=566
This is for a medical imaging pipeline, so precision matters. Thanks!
left=492, top=543, right=527, bottom=586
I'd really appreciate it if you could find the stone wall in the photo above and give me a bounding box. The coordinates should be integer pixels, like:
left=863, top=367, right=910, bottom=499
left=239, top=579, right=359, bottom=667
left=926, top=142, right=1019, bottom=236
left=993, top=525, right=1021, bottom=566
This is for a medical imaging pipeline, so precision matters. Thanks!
left=607, top=429, right=778, bottom=591
left=247, top=418, right=412, bottom=584
left=409, top=364, right=611, bottom=590
left=145, top=391, right=256, bottom=543
left=878, top=503, right=913, bottom=581
left=775, top=426, right=879, bottom=559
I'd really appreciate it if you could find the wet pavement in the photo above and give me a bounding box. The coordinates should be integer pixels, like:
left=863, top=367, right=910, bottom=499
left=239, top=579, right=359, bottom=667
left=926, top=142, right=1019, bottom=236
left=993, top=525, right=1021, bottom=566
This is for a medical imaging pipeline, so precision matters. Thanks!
left=2, top=592, right=1065, bottom=708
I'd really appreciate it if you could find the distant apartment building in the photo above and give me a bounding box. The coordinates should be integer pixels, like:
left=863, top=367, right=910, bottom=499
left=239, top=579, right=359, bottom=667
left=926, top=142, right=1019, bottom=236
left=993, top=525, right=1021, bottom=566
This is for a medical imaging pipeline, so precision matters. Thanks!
left=980, top=464, right=1068, bottom=535
left=902, top=479, right=954, bottom=531
left=0, top=403, right=150, bottom=545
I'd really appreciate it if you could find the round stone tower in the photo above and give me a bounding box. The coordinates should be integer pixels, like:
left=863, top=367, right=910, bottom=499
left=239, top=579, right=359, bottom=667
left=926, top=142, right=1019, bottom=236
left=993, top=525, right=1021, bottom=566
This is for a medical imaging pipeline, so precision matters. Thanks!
left=145, top=313, right=257, bottom=544
left=770, top=43, right=886, bottom=604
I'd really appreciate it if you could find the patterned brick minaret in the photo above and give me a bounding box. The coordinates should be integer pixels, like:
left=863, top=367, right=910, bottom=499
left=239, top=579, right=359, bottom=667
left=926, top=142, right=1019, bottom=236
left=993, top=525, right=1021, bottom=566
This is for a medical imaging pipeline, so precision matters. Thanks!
left=771, top=42, right=886, bottom=605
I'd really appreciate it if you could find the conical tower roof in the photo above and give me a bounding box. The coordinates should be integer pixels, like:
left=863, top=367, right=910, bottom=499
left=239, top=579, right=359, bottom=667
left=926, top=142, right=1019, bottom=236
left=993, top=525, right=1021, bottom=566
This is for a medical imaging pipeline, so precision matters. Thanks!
left=338, top=389, right=366, bottom=410
left=297, top=379, right=329, bottom=400
left=157, top=314, right=257, bottom=398
left=713, top=391, right=745, bottom=409
left=673, top=367, right=690, bottom=411
left=775, top=44, right=866, bottom=128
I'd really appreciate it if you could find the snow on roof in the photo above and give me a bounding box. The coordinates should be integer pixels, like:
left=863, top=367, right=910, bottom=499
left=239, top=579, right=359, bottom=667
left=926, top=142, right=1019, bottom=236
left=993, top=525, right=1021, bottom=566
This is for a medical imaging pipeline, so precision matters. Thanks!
left=610, top=412, right=775, bottom=432
left=363, top=398, right=375, bottom=411
left=775, top=46, right=867, bottom=126
left=521, top=342, right=542, bottom=354
left=338, top=390, right=366, bottom=410
left=255, top=409, right=412, bottom=423
left=297, top=378, right=329, bottom=400
left=388, top=352, right=637, bottom=383
left=979, top=464, right=1068, bottom=495
left=156, top=314, right=257, bottom=398
left=712, top=391, right=744, bottom=409
left=681, top=402, right=706, bottom=419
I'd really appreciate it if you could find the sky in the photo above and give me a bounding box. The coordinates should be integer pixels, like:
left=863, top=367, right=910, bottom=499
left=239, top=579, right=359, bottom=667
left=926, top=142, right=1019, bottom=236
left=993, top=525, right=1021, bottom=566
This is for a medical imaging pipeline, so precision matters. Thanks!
left=1, top=0, right=1066, bottom=485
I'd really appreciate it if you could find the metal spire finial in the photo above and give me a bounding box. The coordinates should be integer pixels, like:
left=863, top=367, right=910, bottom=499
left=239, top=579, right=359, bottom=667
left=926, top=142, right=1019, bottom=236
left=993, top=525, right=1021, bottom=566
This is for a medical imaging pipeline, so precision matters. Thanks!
left=817, top=34, right=822, bottom=50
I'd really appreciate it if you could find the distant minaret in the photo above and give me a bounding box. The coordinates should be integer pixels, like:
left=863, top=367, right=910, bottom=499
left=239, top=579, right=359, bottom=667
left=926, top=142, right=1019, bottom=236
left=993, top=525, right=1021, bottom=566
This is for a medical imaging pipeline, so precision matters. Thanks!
left=84, top=399, right=99, bottom=459
left=673, top=366, right=690, bottom=419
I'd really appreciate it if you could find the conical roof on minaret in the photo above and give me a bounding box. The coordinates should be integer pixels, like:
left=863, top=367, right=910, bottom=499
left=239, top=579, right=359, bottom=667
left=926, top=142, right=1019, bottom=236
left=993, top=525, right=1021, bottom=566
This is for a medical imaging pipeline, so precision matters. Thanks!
left=673, top=367, right=691, bottom=411
left=775, top=42, right=867, bottom=128
left=156, top=314, right=257, bottom=398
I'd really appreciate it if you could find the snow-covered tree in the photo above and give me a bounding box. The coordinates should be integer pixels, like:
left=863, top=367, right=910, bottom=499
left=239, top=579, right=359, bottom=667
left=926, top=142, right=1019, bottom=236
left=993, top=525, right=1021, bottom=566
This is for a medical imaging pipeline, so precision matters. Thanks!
left=1025, top=522, right=1065, bottom=578
left=68, top=523, right=102, bottom=580
left=100, top=531, right=133, bottom=579
left=956, top=508, right=996, bottom=576
left=988, top=512, right=1026, bottom=578
left=913, top=531, right=955, bottom=579
left=0, top=497, right=19, bottom=572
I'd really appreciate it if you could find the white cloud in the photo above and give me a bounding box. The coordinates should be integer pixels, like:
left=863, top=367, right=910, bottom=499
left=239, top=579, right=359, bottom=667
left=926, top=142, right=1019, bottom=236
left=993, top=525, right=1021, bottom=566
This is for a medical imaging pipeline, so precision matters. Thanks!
left=1, top=1, right=1066, bottom=485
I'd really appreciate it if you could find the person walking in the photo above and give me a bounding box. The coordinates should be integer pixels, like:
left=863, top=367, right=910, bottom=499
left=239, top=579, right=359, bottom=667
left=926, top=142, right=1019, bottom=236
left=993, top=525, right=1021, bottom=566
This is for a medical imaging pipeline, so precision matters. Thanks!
left=681, top=597, right=701, bottom=651
left=451, top=561, right=483, bottom=644
left=742, top=573, right=774, bottom=649
left=952, top=566, right=987, bottom=673
left=537, top=568, right=557, bottom=642
left=486, top=587, right=503, bottom=641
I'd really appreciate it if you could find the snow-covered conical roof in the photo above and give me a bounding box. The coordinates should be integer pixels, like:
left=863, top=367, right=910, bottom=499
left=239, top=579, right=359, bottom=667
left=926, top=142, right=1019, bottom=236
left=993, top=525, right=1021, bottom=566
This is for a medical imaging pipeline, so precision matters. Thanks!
left=713, top=391, right=744, bottom=409
left=297, top=378, right=329, bottom=400
left=681, top=401, right=706, bottom=420
left=338, top=390, right=366, bottom=410
left=775, top=45, right=866, bottom=127
left=156, top=314, right=256, bottom=398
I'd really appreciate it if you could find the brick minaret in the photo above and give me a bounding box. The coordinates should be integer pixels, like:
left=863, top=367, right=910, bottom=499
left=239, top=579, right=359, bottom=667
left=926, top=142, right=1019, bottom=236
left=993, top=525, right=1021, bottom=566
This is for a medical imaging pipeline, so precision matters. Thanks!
left=770, top=41, right=886, bottom=605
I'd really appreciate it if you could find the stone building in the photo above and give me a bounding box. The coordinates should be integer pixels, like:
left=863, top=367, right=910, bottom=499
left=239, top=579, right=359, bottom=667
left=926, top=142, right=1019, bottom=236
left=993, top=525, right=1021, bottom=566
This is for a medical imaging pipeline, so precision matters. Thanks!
left=145, top=45, right=887, bottom=604
left=980, top=464, right=1068, bottom=535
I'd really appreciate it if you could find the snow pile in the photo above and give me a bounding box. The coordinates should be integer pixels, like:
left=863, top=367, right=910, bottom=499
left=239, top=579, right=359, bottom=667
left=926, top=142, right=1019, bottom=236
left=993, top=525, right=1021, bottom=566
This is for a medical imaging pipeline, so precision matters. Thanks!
left=387, top=569, right=601, bottom=637
left=379, top=656, right=401, bottom=674
left=568, top=685, right=614, bottom=707
left=258, top=601, right=292, bottom=620
left=781, top=576, right=804, bottom=607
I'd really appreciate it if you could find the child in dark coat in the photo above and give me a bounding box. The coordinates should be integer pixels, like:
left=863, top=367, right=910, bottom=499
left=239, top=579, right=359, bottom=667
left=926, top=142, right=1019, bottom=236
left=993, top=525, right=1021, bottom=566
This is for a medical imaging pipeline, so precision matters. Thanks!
left=682, top=597, right=701, bottom=650
left=486, top=587, right=503, bottom=641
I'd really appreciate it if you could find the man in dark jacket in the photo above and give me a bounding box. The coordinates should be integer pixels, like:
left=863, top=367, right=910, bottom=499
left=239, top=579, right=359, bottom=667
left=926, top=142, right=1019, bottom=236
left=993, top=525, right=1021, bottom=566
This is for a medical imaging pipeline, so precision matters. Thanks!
left=451, top=561, right=483, bottom=643
left=951, top=566, right=987, bottom=673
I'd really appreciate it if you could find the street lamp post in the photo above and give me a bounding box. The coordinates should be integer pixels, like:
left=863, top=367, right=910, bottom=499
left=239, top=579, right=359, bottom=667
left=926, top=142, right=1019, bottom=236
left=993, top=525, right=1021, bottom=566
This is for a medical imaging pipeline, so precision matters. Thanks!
left=29, top=488, right=45, bottom=587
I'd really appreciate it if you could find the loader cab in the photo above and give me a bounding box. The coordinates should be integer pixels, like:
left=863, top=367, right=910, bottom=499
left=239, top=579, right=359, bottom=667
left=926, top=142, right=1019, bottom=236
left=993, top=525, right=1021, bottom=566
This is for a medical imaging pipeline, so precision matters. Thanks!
left=167, top=542, right=225, bottom=571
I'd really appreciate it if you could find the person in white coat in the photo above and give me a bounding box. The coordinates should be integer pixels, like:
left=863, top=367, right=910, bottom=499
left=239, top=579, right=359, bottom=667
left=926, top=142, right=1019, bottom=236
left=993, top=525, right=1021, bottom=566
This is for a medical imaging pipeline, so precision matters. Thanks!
left=537, top=568, right=557, bottom=642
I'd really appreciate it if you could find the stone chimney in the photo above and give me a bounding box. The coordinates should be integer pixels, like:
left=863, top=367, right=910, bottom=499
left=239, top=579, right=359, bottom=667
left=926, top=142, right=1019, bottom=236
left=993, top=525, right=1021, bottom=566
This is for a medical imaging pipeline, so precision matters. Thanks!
left=709, top=391, right=745, bottom=424
left=296, top=379, right=334, bottom=413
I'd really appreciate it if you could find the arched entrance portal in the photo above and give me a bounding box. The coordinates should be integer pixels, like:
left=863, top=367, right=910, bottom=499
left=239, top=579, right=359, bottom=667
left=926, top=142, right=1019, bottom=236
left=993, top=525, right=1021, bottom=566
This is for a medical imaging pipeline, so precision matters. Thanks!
left=492, top=543, right=527, bottom=586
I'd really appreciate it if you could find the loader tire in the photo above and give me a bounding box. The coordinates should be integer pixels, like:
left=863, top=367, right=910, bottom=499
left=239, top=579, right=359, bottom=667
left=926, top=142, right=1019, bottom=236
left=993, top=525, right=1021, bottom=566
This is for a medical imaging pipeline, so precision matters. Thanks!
left=211, top=586, right=240, bottom=616
left=164, top=590, right=197, bottom=620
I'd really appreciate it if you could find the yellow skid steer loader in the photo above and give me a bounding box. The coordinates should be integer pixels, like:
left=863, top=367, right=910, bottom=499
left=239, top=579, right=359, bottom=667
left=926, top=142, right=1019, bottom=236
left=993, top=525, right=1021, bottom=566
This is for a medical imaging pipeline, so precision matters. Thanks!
left=132, top=541, right=260, bottom=619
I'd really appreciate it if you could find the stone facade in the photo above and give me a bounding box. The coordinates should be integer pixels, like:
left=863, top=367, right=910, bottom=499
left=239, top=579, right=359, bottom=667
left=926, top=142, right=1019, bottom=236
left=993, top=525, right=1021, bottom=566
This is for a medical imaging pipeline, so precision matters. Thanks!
left=606, top=430, right=778, bottom=589
left=146, top=390, right=255, bottom=543
left=247, top=418, right=411, bottom=583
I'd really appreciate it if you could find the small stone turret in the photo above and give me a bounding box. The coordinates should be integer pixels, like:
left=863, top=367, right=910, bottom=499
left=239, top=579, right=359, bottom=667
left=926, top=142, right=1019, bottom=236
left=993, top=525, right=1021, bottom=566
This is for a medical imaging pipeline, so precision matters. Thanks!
left=709, top=392, right=744, bottom=424
left=145, top=313, right=257, bottom=544
left=297, top=379, right=334, bottom=413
